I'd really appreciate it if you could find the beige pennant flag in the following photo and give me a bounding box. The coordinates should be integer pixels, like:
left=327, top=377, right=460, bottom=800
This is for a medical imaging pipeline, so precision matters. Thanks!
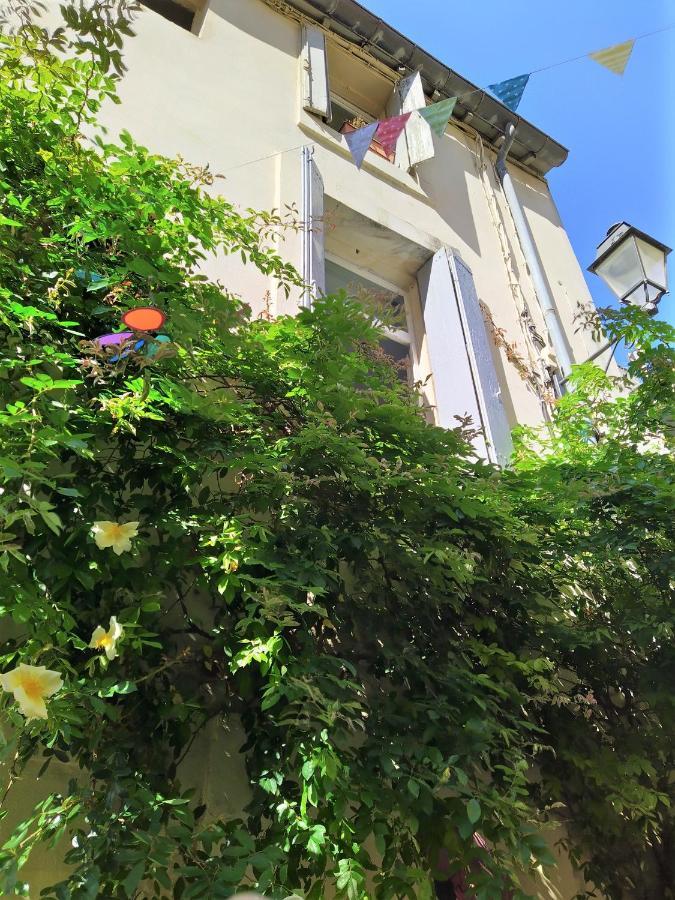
left=589, top=39, right=635, bottom=75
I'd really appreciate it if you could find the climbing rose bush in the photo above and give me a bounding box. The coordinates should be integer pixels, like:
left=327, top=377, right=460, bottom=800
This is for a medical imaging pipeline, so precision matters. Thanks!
left=0, top=5, right=673, bottom=899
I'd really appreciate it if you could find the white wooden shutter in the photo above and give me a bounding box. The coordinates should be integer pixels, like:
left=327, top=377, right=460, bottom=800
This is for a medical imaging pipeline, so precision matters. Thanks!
left=301, top=145, right=325, bottom=308
left=389, top=71, right=435, bottom=170
left=301, top=25, right=332, bottom=119
left=450, top=253, right=513, bottom=465
left=417, top=248, right=512, bottom=465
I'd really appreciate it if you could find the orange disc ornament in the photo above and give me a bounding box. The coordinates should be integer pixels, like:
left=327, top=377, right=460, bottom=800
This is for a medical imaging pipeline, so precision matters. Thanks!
left=121, top=307, right=166, bottom=332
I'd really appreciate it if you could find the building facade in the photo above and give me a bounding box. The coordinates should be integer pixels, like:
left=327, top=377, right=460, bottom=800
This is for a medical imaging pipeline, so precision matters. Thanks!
left=97, top=0, right=613, bottom=464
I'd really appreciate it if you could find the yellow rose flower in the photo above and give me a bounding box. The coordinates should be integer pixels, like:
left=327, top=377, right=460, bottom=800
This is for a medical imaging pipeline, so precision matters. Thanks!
left=92, top=521, right=139, bottom=555
left=0, top=663, right=63, bottom=720
left=89, top=616, right=124, bottom=660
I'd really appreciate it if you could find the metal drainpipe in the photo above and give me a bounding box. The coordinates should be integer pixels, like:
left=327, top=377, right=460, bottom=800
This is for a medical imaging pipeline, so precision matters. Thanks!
left=495, top=124, right=574, bottom=377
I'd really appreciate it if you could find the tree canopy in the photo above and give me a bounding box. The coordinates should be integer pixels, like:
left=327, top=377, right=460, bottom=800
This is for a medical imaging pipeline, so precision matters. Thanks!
left=0, top=6, right=673, bottom=899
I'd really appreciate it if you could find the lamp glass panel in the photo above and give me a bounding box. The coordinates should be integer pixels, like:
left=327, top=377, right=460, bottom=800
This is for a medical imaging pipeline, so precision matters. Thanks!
left=595, top=236, right=642, bottom=298
left=622, top=282, right=662, bottom=309
left=635, top=237, right=668, bottom=291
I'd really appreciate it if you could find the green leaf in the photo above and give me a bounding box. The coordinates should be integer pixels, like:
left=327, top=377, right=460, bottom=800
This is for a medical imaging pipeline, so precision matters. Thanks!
left=307, top=824, right=326, bottom=855
left=98, top=681, right=137, bottom=697
left=122, top=861, right=145, bottom=894
left=128, top=257, right=159, bottom=278
left=467, top=799, right=482, bottom=825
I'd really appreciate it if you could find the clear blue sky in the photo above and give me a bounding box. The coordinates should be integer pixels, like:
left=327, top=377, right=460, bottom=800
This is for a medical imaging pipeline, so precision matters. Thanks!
left=364, top=0, right=675, bottom=332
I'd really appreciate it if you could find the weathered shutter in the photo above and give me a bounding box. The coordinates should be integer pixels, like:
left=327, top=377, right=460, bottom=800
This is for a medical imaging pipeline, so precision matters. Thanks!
left=389, top=71, right=435, bottom=169
left=450, top=253, right=513, bottom=465
left=417, top=248, right=512, bottom=465
left=301, top=145, right=325, bottom=307
left=301, top=24, right=332, bottom=119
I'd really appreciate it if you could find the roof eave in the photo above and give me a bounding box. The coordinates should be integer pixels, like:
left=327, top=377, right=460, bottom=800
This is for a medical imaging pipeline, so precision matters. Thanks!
left=281, top=0, right=568, bottom=176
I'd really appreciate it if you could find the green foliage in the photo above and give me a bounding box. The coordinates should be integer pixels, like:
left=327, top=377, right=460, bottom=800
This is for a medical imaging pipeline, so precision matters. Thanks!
left=508, top=307, right=675, bottom=899
left=0, top=6, right=673, bottom=900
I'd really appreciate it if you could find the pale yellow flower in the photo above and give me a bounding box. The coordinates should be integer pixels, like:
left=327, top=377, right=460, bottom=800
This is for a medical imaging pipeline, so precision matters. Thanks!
left=89, top=616, right=124, bottom=660
left=92, top=520, right=139, bottom=555
left=0, top=663, right=63, bottom=720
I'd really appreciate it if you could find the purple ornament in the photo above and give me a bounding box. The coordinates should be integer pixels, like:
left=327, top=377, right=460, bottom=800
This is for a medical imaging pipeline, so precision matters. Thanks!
left=95, top=332, right=145, bottom=362
left=96, top=332, right=134, bottom=347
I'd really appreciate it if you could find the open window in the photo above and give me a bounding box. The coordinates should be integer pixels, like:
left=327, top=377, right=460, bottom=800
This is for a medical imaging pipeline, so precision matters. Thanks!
left=300, top=29, right=436, bottom=171
left=328, top=96, right=395, bottom=164
left=303, top=190, right=511, bottom=464
left=140, top=0, right=205, bottom=32
left=325, top=257, right=414, bottom=384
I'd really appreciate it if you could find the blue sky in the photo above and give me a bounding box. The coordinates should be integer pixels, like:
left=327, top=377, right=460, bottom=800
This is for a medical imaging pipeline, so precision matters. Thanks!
left=364, top=0, right=675, bottom=332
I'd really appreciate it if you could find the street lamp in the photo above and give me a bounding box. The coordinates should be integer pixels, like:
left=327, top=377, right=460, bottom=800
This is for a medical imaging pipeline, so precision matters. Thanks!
left=560, top=224, right=671, bottom=387
left=588, top=222, right=671, bottom=314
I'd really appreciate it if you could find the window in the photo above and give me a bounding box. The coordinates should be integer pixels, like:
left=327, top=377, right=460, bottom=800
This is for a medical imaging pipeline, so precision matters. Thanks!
left=328, top=96, right=362, bottom=134
left=140, top=0, right=203, bottom=32
left=300, top=28, right=436, bottom=170
left=329, top=95, right=395, bottom=163
left=325, top=257, right=413, bottom=383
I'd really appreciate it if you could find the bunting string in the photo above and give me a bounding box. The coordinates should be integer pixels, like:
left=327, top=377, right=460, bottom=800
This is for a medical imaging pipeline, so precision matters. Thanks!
left=219, top=22, right=674, bottom=172
left=342, top=22, right=674, bottom=161
left=526, top=22, right=674, bottom=75
left=486, top=22, right=674, bottom=109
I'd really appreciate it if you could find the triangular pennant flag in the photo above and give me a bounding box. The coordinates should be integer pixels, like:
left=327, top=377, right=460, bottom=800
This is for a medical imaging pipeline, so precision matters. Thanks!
left=375, top=112, right=412, bottom=155
left=487, top=73, right=530, bottom=112
left=419, top=96, right=457, bottom=137
left=344, top=122, right=379, bottom=169
left=589, top=39, right=635, bottom=75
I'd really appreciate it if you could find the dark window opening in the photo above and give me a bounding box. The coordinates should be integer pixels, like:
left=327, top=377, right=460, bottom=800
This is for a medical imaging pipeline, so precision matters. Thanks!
left=329, top=95, right=395, bottom=163
left=328, top=97, right=365, bottom=133
left=325, top=258, right=412, bottom=384
left=140, top=0, right=197, bottom=31
left=379, top=336, right=411, bottom=383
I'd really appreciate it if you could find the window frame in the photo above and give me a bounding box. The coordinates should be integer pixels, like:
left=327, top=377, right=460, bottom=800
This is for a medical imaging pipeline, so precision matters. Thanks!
left=326, top=93, right=374, bottom=129
left=324, top=253, right=420, bottom=383
left=323, top=94, right=396, bottom=165
left=139, top=0, right=207, bottom=35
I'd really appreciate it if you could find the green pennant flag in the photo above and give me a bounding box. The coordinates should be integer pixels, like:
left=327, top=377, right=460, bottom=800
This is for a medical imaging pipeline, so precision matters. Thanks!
left=418, top=96, right=458, bottom=137
left=589, top=39, right=635, bottom=75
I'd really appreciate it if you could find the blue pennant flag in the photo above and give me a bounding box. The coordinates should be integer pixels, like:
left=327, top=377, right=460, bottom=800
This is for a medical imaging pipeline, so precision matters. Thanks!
left=344, top=122, right=379, bottom=170
left=487, top=73, right=530, bottom=112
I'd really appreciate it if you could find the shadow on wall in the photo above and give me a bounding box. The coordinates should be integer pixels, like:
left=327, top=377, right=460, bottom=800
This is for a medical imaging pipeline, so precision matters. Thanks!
left=484, top=329, right=520, bottom=430
left=206, top=0, right=299, bottom=58
left=513, top=169, right=565, bottom=229
left=415, top=129, right=483, bottom=259
left=0, top=750, right=79, bottom=893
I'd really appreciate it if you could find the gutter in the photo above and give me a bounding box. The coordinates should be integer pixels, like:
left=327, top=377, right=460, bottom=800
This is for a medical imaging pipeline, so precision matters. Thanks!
left=275, top=0, right=568, bottom=177
left=496, top=124, right=573, bottom=376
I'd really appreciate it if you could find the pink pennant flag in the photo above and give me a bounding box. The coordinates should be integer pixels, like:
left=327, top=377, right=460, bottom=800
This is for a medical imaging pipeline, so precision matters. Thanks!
left=344, top=122, right=379, bottom=169
left=375, top=113, right=411, bottom=155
